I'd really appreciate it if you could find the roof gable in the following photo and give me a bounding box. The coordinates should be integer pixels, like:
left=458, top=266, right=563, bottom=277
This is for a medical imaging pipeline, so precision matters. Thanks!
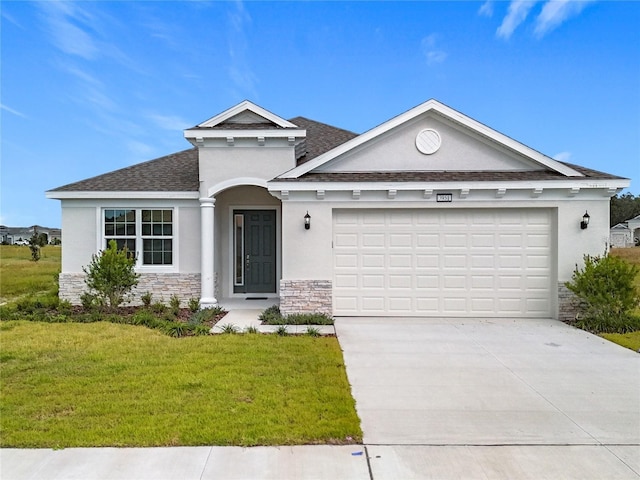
left=278, top=99, right=584, bottom=179
left=195, top=100, right=298, bottom=129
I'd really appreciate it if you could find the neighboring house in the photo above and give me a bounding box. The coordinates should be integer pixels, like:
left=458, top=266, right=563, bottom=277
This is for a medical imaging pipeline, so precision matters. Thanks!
left=610, top=214, right=640, bottom=248
left=46, top=99, right=629, bottom=321
left=0, top=225, right=61, bottom=245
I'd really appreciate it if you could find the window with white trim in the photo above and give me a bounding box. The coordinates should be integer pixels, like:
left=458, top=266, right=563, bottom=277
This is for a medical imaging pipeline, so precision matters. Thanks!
left=103, top=209, right=173, bottom=265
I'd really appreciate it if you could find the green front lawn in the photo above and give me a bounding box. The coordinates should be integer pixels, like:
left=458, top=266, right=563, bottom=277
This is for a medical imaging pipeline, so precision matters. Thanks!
left=0, top=321, right=362, bottom=448
left=0, top=246, right=60, bottom=302
left=601, top=331, right=640, bottom=352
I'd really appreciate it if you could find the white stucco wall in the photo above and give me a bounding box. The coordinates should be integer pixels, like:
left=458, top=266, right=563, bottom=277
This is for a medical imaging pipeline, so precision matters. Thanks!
left=60, top=203, right=98, bottom=272
left=278, top=188, right=613, bottom=319
left=58, top=198, right=200, bottom=274
left=317, top=114, right=544, bottom=173
left=199, top=144, right=296, bottom=198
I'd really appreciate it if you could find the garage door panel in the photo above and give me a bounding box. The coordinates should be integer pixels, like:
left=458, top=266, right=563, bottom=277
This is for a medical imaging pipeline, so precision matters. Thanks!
left=362, top=254, right=385, bottom=267
left=362, top=274, right=384, bottom=288
left=333, top=209, right=552, bottom=317
left=335, top=274, right=358, bottom=288
left=417, top=254, right=439, bottom=268
left=362, top=297, right=385, bottom=311
left=362, top=233, right=385, bottom=247
left=335, top=253, right=358, bottom=267
left=417, top=275, right=439, bottom=288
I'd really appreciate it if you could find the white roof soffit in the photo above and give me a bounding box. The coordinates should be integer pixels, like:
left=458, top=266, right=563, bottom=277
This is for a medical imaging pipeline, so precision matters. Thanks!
left=277, top=99, right=584, bottom=179
left=191, top=100, right=298, bottom=129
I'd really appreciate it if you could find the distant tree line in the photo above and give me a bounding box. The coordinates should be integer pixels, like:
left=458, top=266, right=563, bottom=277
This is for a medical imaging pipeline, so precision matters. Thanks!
left=611, top=193, right=640, bottom=227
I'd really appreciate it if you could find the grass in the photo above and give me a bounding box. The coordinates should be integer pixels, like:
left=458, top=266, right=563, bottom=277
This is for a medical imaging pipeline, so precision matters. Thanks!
left=601, top=331, right=640, bottom=352
left=0, top=246, right=61, bottom=302
left=0, top=321, right=362, bottom=448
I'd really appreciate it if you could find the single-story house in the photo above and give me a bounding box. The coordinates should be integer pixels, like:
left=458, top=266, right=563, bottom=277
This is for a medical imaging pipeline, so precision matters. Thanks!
left=0, top=225, right=61, bottom=245
left=47, top=99, right=629, bottom=321
left=610, top=214, right=640, bottom=248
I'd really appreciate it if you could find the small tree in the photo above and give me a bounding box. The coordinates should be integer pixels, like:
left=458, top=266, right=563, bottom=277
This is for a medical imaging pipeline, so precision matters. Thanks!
left=83, top=240, right=139, bottom=309
left=28, top=230, right=42, bottom=262
left=565, top=254, right=640, bottom=333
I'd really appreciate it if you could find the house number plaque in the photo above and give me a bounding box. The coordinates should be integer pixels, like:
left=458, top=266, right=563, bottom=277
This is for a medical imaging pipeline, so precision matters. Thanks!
left=436, top=193, right=453, bottom=202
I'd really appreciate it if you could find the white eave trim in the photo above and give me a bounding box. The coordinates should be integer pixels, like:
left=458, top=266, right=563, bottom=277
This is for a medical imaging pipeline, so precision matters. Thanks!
left=45, top=191, right=200, bottom=200
left=194, top=100, right=299, bottom=129
left=268, top=178, right=629, bottom=194
left=278, top=99, right=584, bottom=179
left=184, top=128, right=306, bottom=140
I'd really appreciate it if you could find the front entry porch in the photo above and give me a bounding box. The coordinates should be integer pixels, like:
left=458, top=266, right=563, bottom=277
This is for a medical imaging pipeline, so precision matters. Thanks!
left=199, top=184, right=282, bottom=308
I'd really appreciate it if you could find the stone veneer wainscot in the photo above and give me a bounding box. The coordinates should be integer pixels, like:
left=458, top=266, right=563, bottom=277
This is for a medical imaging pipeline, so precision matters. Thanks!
left=59, top=272, right=202, bottom=306
left=279, top=279, right=333, bottom=316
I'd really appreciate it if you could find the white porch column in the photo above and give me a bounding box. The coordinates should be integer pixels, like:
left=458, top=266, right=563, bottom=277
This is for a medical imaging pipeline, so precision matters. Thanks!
left=200, top=197, right=217, bottom=308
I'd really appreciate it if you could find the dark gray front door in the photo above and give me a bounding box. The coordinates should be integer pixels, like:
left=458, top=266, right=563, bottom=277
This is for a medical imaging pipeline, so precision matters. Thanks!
left=234, top=210, right=276, bottom=294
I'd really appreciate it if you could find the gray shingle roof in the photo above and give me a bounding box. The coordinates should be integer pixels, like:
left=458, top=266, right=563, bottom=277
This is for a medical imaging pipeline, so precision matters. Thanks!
left=272, top=162, right=625, bottom=183
left=48, top=117, right=358, bottom=193
left=49, top=148, right=200, bottom=192
left=47, top=115, right=626, bottom=193
left=290, top=117, right=358, bottom=164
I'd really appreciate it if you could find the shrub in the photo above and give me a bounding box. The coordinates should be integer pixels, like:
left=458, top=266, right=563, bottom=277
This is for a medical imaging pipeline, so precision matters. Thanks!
left=305, top=326, right=321, bottom=337
left=80, top=292, right=98, bottom=310
left=218, top=323, right=239, bottom=334
left=259, top=306, right=334, bottom=326
left=244, top=326, right=259, bottom=334
left=192, top=325, right=211, bottom=336
left=16, top=294, right=59, bottom=313
left=188, top=308, right=216, bottom=325
left=275, top=325, right=289, bottom=336
left=566, top=254, right=640, bottom=333
left=151, top=302, right=166, bottom=314
left=141, top=291, right=153, bottom=308
left=82, top=240, right=139, bottom=309
left=188, top=298, right=200, bottom=313
left=131, top=310, right=158, bottom=328
left=169, top=294, right=181, bottom=315
left=259, top=305, right=283, bottom=324
left=160, top=321, right=186, bottom=338
left=285, top=313, right=334, bottom=325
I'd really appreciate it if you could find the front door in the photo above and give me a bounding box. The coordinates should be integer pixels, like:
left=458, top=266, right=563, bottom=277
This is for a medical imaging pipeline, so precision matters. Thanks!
left=233, top=210, right=276, bottom=294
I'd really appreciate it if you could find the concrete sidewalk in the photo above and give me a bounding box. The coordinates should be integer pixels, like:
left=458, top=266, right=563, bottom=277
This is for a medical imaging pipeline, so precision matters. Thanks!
left=3, top=444, right=639, bottom=479
left=0, top=446, right=370, bottom=480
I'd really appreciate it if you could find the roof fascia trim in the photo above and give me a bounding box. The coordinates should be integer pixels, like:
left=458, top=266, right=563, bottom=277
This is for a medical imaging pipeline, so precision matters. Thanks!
left=45, top=191, right=200, bottom=200
left=268, top=178, right=630, bottom=193
left=184, top=129, right=306, bottom=140
left=278, top=99, right=583, bottom=179
left=195, top=101, right=298, bottom=129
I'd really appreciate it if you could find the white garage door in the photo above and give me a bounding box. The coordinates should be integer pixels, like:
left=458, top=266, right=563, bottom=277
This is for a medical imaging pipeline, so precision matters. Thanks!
left=333, top=209, right=552, bottom=317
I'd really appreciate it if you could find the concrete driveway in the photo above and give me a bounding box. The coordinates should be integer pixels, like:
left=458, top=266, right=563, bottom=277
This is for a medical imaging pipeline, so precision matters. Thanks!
left=335, top=317, right=640, bottom=479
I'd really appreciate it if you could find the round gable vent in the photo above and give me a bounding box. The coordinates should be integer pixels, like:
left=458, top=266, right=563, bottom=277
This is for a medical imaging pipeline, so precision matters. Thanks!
left=416, top=128, right=441, bottom=155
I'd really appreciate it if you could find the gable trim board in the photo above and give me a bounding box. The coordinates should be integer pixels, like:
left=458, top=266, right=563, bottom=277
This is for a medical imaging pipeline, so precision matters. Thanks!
left=46, top=99, right=630, bottom=319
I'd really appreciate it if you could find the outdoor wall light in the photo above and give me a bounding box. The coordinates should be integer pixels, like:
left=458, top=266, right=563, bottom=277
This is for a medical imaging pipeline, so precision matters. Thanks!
left=304, top=211, right=311, bottom=230
left=581, top=211, right=590, bottom=230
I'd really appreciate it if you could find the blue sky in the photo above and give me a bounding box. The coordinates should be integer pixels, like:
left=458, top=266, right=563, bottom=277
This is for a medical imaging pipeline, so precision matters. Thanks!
left=2, top=0, right=639, bottom=228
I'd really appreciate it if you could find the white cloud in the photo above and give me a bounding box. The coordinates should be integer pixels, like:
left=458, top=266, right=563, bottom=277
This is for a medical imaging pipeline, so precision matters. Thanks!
left=478, top=1, right=494, bottom=18
left=1, top=103, right=27, bottom=119
left=38, top=2, right=99, bottom=59
left=497, top=1, right=538, bottom=39
left=147, top=114, right=191, bottom=131
left=421, top=34, right=447, bottom=66
left=126, top=140, right=156, bottom=159
left=534, top=0, right=596, bottom=38
left=553, top=151, right=573, bottom=162
left=225, top=1, right=259, bottom=99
